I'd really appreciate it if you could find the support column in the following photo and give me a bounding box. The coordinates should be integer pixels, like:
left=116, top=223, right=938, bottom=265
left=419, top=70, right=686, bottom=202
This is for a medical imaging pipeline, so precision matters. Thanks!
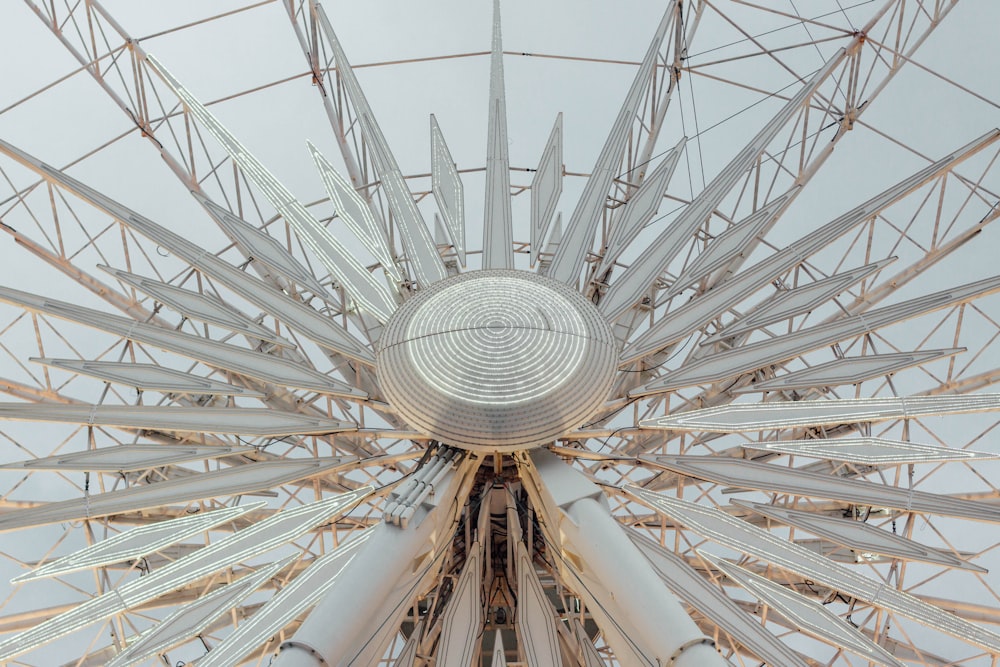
left=273, top=449, right=472, bottom=667
left=524, top=449, right=728, bottom=667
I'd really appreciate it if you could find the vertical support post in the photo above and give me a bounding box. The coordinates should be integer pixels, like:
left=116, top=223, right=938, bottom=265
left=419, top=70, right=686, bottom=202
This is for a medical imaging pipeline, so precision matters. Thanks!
left=523, top=449, right=727, bottom=667
left=273, top=452, right=473, bottom=666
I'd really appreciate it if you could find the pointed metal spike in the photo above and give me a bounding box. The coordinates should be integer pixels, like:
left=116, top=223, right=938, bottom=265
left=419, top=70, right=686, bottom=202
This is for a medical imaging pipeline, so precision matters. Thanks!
left=0, top=286, right=366, bottom=398
left=618, top=129, right=999, bottom=361
left=435, top=547, right=483, bottom=665
left=0, top=458, right=357, bottom=533
left=742, top=436, right=1000, bottom=466
left=0, top=487, right=372, bottom=661
left=627, top=530, right=811, bottom=667
left=31, top=358, right=264, bottom=397
left=667, top=192, right=793, bottom=297
left=599, top=50, right=853, bottom=321
left=312, top=9, right=447, bottom=287
left=701, top=552, right=906, bottom=667
left=393, top=621, right=422, bottom=667
left=309, top=142, right=403, bottom=284
left=430, top=115, right=467, bottom=265
left=600, top=137, right=687, bottom=271
left=621, top=255, right=895, bottom=365
left=145, top=55, right=399, bottom=320
left=12, top=502, right=265, bottom=583
left=704, top=258, right=899, bottom=345
left=736, top=348, right=964, bottom=393
left=548, top=7, right=675, bottom=284
left=490, top=630, right=509, bottom=667
left=194, top=194, right=331, bottom=298
left=623, top=485, right=1000, bottom=654
left=98, top=265, right=290, bottom=347
left=633, top=276, right=1000, bottom=394
left=525, top=449, right=725, bottom=666
left=514, top=541, right=562, bottom=666
left=641, top=394, right=1000, bottom=432
left=0, top=138, right=376, bottom=364
left=0, top=403, right=355, bottom=437
left=536, top=212, right=562, bottom=276
left=270, top=454, right=472, bottom=664
left=639, top=454, right=1000, bottom=523
left=0, top=443, right=255, bottom=474
left=106, top=556, right=294, bottom=667
left=196, top=529, right=375, bottom=667
left=568, top=619, right=606, bottom=667
left=733, top=500, right=988, bottom=572
left=483, top=0, right=514, bottom=269
left=530, top=113, right=563, bottom=266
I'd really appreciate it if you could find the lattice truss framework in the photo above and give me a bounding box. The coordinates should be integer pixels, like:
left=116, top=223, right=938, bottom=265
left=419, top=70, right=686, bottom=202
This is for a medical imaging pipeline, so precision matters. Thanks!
left=0, top=1, right=998, bottom=665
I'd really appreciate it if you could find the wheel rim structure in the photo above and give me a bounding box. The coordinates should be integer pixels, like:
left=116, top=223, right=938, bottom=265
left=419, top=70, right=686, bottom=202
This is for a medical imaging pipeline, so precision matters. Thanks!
left=0, top=2, right=998, bottom=666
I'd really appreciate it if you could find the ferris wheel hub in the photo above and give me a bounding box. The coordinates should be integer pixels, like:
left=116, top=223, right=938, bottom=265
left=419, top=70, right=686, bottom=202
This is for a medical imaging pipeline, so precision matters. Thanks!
left=376, top=270, right=618, bottom=452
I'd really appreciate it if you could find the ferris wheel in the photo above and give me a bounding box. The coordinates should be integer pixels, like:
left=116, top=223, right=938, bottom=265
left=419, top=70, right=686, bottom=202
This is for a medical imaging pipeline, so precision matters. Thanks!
left=0, top=1, right=999, bottom=665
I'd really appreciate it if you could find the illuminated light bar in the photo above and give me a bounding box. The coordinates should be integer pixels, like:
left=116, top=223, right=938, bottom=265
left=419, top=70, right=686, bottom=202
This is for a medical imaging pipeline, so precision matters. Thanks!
left=0, top=487, right=373, bottom=661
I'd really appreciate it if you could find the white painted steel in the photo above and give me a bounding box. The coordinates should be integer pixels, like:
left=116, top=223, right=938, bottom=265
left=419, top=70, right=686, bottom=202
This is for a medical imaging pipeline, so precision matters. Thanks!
left=599, top=138, right=686, bottom=272
left=0, top=403, right=355, bottom=437
left=620, top=129, right=1000, bottom=365
left=309, top=142, right=403, bottom=284
left=394, top=622, right=423, bottom=667
left=599, top=52, right=847, bottom=321
left=628, top=530, right=811, bottom=667
left=146, top=55, right=400, bottom=320
left=0, top=139, right=377, bottom=362
left=640, top=394, right=1000, bottom=431
left=378, top=271, right=618, bottom=451
left=529, top=450, right=727, bottom=667
left=742, top=436, right=999, bottom=465
left=530, top=114, right=563, bottom=266
left=482, top=0, right=514, bottom=270
left=701, top=551, right=907, bottom=667
left=666, top=193, right=794, bottom=298
left=197, top=194, right=332, bottom=298
left=514, top=541, right=562, bottom=667
left=0, top=286, right=365, bottom=397
left=312, top=6, right=448, bottom=289
left=548, top=7, right=674, bottom=285
left=272, top=459, right=469, bottom=666
left=736, top=348, right=965, bottom=392
left=435, top=544, right=483, bottom=666
left=106, top=556, right=294, bottom=667
left=0, top=458, right=356, bottom=533
left=0, top=443, right=255, bottom=473
left=706, top=259, right=898, bottom=343
left=147, top=56, right=395, bottom=319
left=31, top=358, right=265, bottom=397
left=99, top=265, right=291, bottom=346
left=0, top=3, right=997, bottom=665
left=642, top=454, right=1000, bottom=522
left=636, top=277, right=1000, bottom=393
left=733, top=500, right=988, bottom=572
left=196, top=529, right=374, bottom=667
left=490, top=630, right=509, bottom=667
left=12, top=502, right=265, bottom=583
left=0, top=488, right=372, bottom=661
left=625, top=485, right=1000, bottom=653
left=431, top=115, right=467, bottom=265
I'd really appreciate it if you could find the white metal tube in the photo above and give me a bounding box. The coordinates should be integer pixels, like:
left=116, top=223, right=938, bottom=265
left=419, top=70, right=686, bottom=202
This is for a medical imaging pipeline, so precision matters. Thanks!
left=274, top=462, right=463, bottom=667
left=270, top=520, right=428, bottom=666
left=560, top=500, right=728, bottom=667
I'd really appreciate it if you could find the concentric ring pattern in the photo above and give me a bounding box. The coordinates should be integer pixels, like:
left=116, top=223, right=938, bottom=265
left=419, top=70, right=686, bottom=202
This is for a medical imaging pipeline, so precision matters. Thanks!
left=377, top=270, right=618, bottom=451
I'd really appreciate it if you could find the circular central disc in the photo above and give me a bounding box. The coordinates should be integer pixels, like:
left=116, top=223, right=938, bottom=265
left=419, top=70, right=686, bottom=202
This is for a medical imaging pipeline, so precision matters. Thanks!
left=377, top=270, right=618, bottom=452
